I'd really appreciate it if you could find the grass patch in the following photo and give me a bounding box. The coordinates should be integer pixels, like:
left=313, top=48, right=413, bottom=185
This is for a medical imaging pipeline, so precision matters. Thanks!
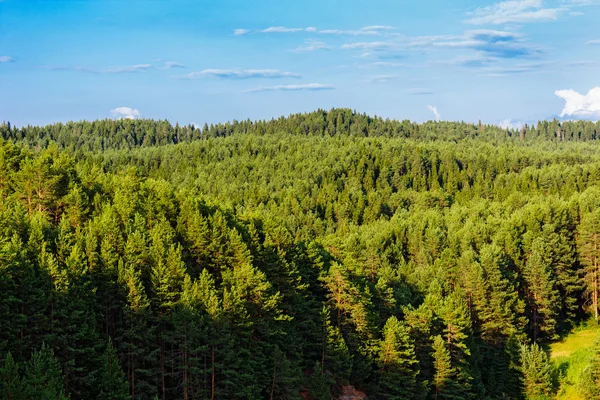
left=550, top=321, right=600, bottom=399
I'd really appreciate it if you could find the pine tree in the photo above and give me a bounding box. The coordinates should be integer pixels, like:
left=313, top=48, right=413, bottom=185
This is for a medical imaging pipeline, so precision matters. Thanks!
left=97, top=338, right=130, bottom=400
left=519, top=342, right=554, bottom=399
left=578, top=210, right=600, bottom=321
left=22, top=343, right=68, bottom=400
left=0, top=352, right=25, bottom=400
left=523, top=238, right=559, bottom=341
left=432, top=335, right=453, bottom=400
left=578, top=333, right=600, bottom=399
left=376, top=316, right=419, bottom=399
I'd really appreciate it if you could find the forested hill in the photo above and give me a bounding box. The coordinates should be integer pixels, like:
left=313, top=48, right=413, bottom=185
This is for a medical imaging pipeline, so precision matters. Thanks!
left=3, top=108, right=600, bottom=152
left=2, top=110, right=600, bottom=399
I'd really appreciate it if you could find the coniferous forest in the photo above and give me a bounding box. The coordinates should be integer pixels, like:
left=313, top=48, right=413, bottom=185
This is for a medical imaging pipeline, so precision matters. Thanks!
left=3, top=109, right=600, bottom=399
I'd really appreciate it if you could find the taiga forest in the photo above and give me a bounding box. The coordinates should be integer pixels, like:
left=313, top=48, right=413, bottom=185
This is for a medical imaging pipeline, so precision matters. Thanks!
left=2, top=110, right=600, bottom=399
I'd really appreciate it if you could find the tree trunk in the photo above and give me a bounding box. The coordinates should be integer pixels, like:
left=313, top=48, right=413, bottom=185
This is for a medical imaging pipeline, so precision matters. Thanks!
left=595, top=234, right=598, bottom=321
left=211, top=347, right=215, bottom=400
left=270, top=355, right=277, bottom=400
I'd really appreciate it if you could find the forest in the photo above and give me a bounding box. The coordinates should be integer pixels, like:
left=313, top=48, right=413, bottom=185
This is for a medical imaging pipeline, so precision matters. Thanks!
left=2, top=108, right=600, bottom=399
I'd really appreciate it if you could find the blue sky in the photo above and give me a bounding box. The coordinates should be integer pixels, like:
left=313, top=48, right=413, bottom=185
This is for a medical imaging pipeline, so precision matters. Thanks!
left=1, top=0, right=599, bottom=127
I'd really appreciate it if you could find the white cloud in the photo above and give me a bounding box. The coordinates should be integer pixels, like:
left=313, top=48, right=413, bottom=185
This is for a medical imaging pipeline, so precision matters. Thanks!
left=498, top=119, right=524, bottom=129
left=0, top=56, right=14, bottom=63
left=246, top=83, right=335, bottom=92
left=428, top=105, right=441, bottom=121
left=290, top=40, right=331, bottom=53
left=177, top=69, right=301, bottom=79
left=555, top=87, right=600, bottom=118
left=585, top=39, right=600, bottom=45
left=111, top=107, right=141, bottom=120
left=234, top=29, right=250, bottom=36
left=465, top=0, right=560, bottom=25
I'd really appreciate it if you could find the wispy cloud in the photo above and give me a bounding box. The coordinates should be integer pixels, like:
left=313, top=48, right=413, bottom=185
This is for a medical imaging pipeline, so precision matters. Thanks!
left=479, top=62, right=548, bottom=76
left=369, top=61, right=408, bottom=68
left=246, top=83, right=335, bottom=92
left=465, top=0, right=560, bottom=25
left=556, top=87, right=600, bottom=119
left=107, top=64, right=153, bottom=73
left=111, top=107, right=141, bottom=120
left=408, top=88, right=434, bottom=95
left=342, top=30, right=542, bottom=60
left=290, top=40, right=331, bottom=53
left=235, top=25, right=396, bottom=37
left=428, top=105, right=441, bottom=121
left=234, top=28, right=250, bottom=36
left=566, top=60, right=598, bottom=67
left=342, top=41, right=395, bottom=50
left=433, top=30, right=543, bottom=59
left=438, top=55, right=499, bottom=68
left=370, top=75, right=398, bottom=83
left=361, top=25, right=394, bottom=31
left=585, top=39, right=600, bottom=45
left=319, top=29, right=380, bottom=36
left=176, top=69, right=301, bottom=79
left=158, top=61, right=185, bottom=70
left=0, top=56, right=14, bottom=63
left=41, top=61, right=184, bottom=74
left=261, top=26, right=317, bottom=33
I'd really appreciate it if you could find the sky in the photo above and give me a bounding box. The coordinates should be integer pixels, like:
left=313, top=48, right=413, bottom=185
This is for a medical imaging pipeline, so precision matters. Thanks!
left=0, top=0, right=599, bottom=127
